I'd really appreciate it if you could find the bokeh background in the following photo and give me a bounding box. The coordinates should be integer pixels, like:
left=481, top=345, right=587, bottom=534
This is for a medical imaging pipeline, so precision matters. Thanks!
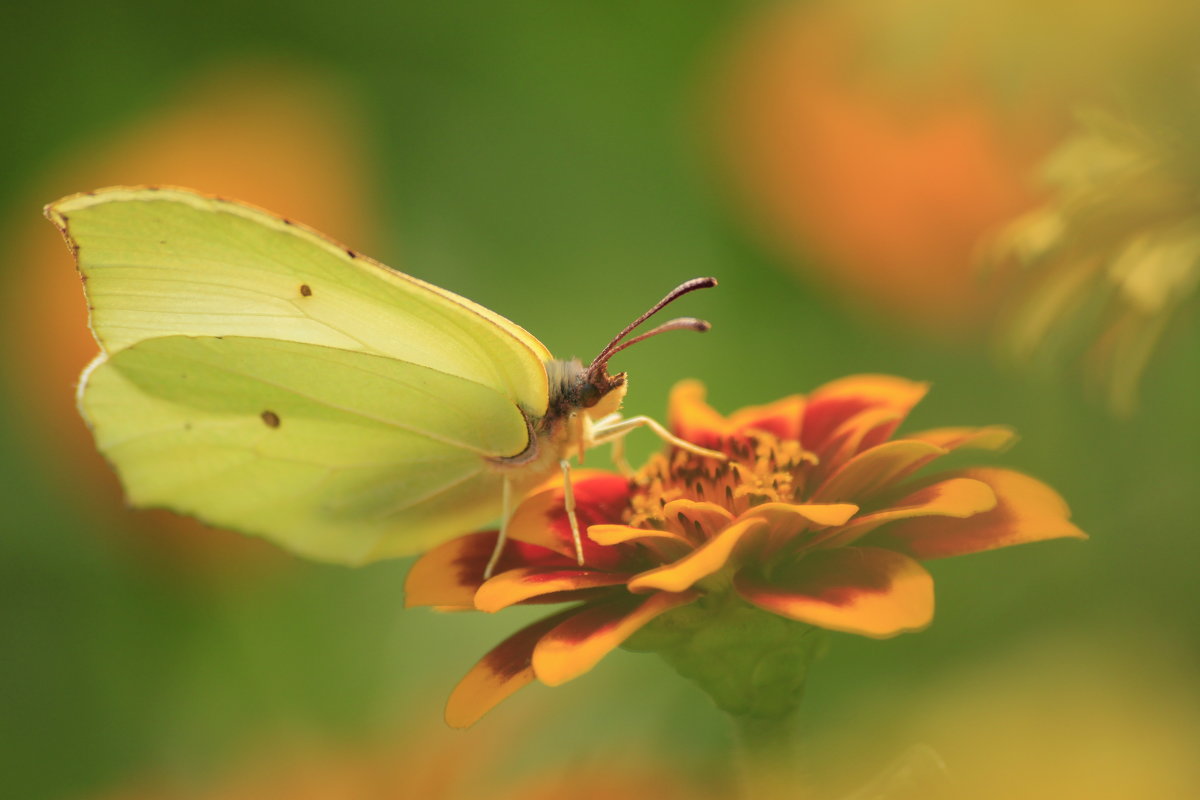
left=3, top=1, right=1198, bottom=798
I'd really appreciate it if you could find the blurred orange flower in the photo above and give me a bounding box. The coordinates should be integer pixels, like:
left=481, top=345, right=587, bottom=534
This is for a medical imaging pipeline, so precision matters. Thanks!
left=407, top=376, right=1086, bottom=726
left=4, top=60, right=378, bottom=573
left=90, top=730, right=712, bottom=800
left=716, top=1, right=1060, bottom=336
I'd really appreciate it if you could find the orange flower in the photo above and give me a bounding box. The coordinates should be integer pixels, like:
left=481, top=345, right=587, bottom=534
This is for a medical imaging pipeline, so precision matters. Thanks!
left=406, top=376, right=1086, bottom=727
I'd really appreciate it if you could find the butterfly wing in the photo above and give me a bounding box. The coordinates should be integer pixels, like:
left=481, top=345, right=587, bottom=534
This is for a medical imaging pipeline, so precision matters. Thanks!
left=47, top=187, right=554, bottom=562
left=81, top=335, right=532, bottom=563
left=47, top=186, right=551, bottom=415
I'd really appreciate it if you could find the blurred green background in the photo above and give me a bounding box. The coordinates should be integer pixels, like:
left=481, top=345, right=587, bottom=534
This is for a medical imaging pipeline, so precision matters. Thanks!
left=3, top=1, right=1198, bottom=798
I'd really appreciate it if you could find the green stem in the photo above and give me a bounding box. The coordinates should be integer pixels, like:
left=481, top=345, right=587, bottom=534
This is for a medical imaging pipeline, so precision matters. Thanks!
left=731, top=709, right=807, bottom=800
left=625, top=594, right=825, bottom=798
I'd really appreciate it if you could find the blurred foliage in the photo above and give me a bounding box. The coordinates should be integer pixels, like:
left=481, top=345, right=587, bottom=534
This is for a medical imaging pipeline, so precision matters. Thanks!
left=992, top=104, right=1200, bottom=414
left=1, top=1, right=1198, bottom=799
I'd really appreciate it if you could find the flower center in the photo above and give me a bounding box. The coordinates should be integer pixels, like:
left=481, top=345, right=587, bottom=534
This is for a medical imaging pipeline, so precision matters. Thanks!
left=628, top=433, right=819, bottom=528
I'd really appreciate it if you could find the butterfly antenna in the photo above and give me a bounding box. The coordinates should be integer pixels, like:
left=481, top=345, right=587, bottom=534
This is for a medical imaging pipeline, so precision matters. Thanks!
left=587, top=277, right=717, bottom=376
left=601, top=317, right=711, bottom=361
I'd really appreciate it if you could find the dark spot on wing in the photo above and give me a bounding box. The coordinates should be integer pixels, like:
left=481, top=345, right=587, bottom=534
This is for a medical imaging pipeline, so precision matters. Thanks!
left=261, top=410, right=281, bottom=428
left=299, top=283, right=312, bottom=297
left=282, top=218, right=294, bottom=226
left=345, top=249, right=357, bottom=259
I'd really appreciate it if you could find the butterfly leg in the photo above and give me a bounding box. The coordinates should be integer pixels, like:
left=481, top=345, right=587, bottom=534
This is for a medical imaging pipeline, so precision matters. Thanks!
left=591, top=415, right=725, bottom=461
left=609, top=434, right=634, bottom=477
left=482, top=476, right=513, bottom=579
left=560, top=458, right=585, bottom=565
left=592, top=412, right=635, bottom=475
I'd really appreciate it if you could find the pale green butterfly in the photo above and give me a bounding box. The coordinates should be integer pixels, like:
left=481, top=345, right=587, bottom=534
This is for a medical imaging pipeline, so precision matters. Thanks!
left=46, top=187, right=718, bottom=572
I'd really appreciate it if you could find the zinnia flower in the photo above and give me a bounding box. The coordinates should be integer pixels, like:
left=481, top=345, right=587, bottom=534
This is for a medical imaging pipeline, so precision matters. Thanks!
left=406, top=375, right=1086, bottom=727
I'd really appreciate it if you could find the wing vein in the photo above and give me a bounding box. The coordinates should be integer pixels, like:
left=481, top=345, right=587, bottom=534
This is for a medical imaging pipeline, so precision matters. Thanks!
left=371, top=465, right=488, bottom=521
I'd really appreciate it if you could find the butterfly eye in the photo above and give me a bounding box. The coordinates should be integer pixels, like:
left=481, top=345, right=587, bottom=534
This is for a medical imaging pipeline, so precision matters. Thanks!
left=578, top=381, right=603, bottom=408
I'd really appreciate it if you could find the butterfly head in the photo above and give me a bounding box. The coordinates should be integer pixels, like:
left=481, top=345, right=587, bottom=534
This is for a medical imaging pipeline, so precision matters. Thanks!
left=545, top=358, right=626, bottom=421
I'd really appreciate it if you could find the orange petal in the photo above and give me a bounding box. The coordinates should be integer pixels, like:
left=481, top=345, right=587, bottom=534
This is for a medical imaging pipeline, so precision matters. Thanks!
left=741, top=500, right=859, bottom=533
left=531, top=591, right=698, bottom=686
left=662, top=499, right=736, bottom=540
left=802, top=375, right=929, bottom=453
left=740, top=501, right=861, bottom=553
left=818, top=405, right=909, bottom=471
left=588, top=524, right=692, bottom=548
left=728, top=396, right=807, bottom=442
left=403, top=532, right=496, bottom=609
left=814, top=477, right=997, bottom=549
left=906, top=425, right=1017, bottom=452
left=736, top=547, right=934, bottom=638
left=444, top=608, right=578, bottom=728
left=626, top=517, right=767, bottom=593
left=864, top=468, right=1087, bottom=559
left=667, top=380, right=731, bottom=448
left=404, top=532, right=575, bottom=609
left=668, top=379, right=805, bottom=447
left=474, top=567, right=630, bottom=612
left=506, top=471, right=632, bottom=568
left=812, top=440, right=947, bottom=503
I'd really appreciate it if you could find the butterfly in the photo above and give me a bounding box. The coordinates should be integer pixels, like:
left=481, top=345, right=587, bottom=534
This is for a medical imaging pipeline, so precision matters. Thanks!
left=46, top=187, right=718, bottom=571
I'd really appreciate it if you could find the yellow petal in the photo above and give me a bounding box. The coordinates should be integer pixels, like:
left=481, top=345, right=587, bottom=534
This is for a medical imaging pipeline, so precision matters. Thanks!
left=907, top=425, right=1018, bottom=452
left=661, top=499, right=736, bottom=539
left=743, top=501, right=860, bottom=529
left=474, top=567, right=629, bottom=612
left=404, top=531, right=497, bottom=609
left=865, top=468, right=1087, bottom=559
left=667, top=380, right=731, bottom=447
left=802, top=375, right=929, bottom=453
left=809, top=374, right=931, bottom=406
left=819, top=405, right=908, bottom=469
left=736, top=547, right=934, bottom=638
left=737, top=501, right=860, bottom=553
left=727, top=396, right=807, bottom=441
left=587, top=524, right=692, bottom=548
left=627, top=517, right=767, bottom=593
left=668, top=379, right=806, bottom=445
left=531, top=591, right=698, bottom=686
left=814, top=477, right=997, bottom=549
left=444, top=609, right=577, bottom=728
left=813, top=440, right=947, bottom=502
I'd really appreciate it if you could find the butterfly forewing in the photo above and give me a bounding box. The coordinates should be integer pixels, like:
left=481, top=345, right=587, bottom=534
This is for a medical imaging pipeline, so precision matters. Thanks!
left=49, top=188, right=551, bottom=415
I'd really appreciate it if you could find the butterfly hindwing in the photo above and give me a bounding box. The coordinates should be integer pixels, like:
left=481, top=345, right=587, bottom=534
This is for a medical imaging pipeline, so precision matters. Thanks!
left=83, top=335, right=530, bottom=563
